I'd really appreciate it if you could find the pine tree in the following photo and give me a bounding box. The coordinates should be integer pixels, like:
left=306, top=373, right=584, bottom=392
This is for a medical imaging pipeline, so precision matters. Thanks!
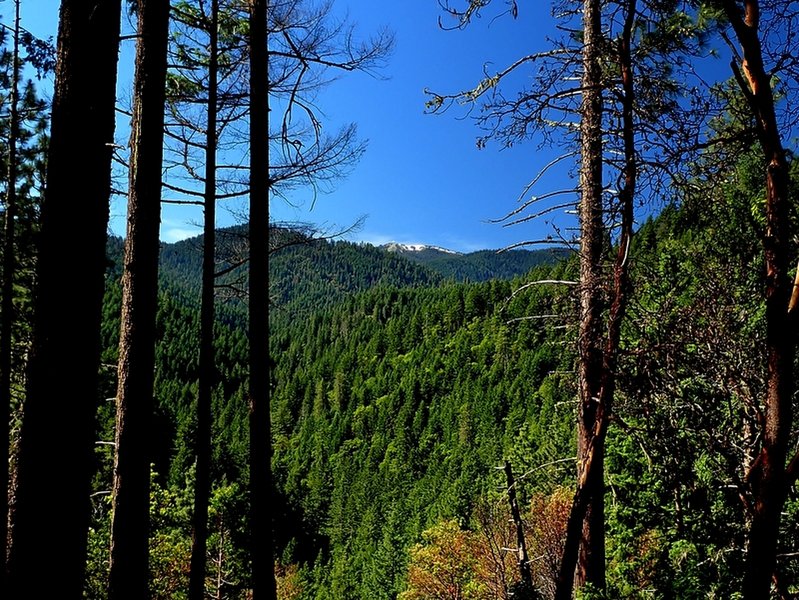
left=717, top=1, right=796, bottom=597
left=108, top=0, right=170, bottom=597
left=6, top=0, right=122, bottom=596
left=249, top=0, right=276, bottom=597
left=0, top=2, right=22, bottom=581
left=0, top=3, right=50, bottom=581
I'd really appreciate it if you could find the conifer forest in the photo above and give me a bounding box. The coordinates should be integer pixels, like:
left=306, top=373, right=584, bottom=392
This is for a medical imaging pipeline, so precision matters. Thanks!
left=4, top=0, right=799, bottom=598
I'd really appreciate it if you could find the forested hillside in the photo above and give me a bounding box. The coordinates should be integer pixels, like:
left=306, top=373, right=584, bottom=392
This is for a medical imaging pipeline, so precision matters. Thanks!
left=386, top=245, right=571, bottom=282
left=261, top=153, right=799, bottom=598
left=88, top=228, right=577, bottom=597
left=154, top=226, right=566, bottom=314
left=84, top=154, right=799, bottom=598
left=268, top=260, right=578, bottom=598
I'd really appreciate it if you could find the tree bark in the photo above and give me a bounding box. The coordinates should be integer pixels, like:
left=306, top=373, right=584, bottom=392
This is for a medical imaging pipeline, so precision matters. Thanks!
left=249, top=0, right=277, bottom=598
left=574, top=0, right=606, bottom=584
left=189, top=1, right=219, bottom=598
left=555, top=0, right=605, bottom=597
left=0, top=0, right=21, bottom=583
left=556, top=0, right=639, bottom=596
left=5, top=0, right=121, bottom=596
left=504, top=461, right=533, bottom=596
left=107, top=0, right=170, bottom=598
left=718, top=2, right=794, bottom=598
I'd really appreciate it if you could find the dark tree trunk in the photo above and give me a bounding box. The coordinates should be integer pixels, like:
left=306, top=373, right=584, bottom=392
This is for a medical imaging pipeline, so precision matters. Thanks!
left=597, top=0, right=636, bottom=473
left=249, top=0, right=277, bottom=598
left=717, top=3, right=794, bottom=598
left=107, top=0, right=170, bottom=597
left=189, top=0, right=219, bottom=597
left=555, top=0, right=605, bottom=597
left=0, top=0, right=21, bottom=582
left=5, top=0, right=121, bottom=596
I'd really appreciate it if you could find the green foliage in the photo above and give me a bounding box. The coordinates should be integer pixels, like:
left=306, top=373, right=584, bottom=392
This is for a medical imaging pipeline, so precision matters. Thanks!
left=599, top=145, right=799, bottom=598
left=85, top=495, right=112, bottom=599
left=268, top=251, right=578, bottom=597
left=149, top=474, right=193, bottom=599
left=88, top=147, right=799, bottom=598
left=390, top=246, right=571, bottom=282
left=0, top=22, right=50, bottom=414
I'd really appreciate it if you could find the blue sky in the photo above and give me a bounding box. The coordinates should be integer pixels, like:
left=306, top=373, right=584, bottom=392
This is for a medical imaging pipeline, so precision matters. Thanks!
left=25, top=1, right=582, bottom=251
left=24, top=1, right=737, bottom=252
left=270, top=1, right=576, bottom=252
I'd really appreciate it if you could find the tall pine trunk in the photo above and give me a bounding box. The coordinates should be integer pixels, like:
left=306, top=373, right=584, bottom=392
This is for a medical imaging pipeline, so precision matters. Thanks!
left=249, top=0, right=277, bottom=597
left=189, top=0, right=219, bottom=597
left=108, top=0, right=170, bottom=597
left=6, top=0, right=121, bottom=596
left=718, top=2, right=794, bottom=597
left=0, top=0, right=21, bottom=583
left=574, top=0, right=606, bottom=585
left=555, top=0, right=605, bottom=597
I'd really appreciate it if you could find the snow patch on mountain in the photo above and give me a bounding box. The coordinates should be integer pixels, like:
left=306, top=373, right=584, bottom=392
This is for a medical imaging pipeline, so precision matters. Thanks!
left=381, top=242, right=462, bottom=255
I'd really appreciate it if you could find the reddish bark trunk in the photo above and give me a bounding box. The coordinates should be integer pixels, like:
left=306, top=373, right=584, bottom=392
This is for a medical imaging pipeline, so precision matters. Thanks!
left=719, top=2, right=794, bottom=597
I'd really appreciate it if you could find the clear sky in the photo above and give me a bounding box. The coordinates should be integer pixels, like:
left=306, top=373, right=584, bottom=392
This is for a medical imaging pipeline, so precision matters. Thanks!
left=270, top=1, right=577, bottom=252
left=24, top=1, right=735, bottom=252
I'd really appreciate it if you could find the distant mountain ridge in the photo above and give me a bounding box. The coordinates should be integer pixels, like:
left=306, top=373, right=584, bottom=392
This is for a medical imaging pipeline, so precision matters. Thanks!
left=106, top=226, right=571, bottom=318
left=378, top=240, right=571, bottom=282
left=381, top=242, right=462, bottom=256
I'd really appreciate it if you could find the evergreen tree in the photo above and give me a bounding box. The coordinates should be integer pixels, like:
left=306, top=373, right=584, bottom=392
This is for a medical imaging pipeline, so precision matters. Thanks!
left=0, top=6, right=21, bottom=570
left=108, top=0, right=171, bottom=597
left=0, top=3, right=50, bottom=579
left=187, top=0, right=220, bottom=593
left=428, top=2, right=718, bottom=594
left=248, top=0, right=276, bottom=597
left=6, top=0, right=122, bottom=596
left=164, top=0, right=250, bottom=594
left=715, top=1, right=798, bottom=597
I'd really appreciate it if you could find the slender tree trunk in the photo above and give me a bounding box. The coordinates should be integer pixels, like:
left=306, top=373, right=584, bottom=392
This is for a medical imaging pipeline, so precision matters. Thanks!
left=5, top=0, right=121, bottom=596
left=743, top=123, right=792, bottom=600
left=504, top=461, right=533, bottom=596
left=107, top=0, right=170, bottom=597
left=574, top=0, right=606, bottom=586
left=598, top=0, right=636, bottom=444
left=189, top=1, right=219, bottom=597
left=216, top=517, right=225, bottom=600
left=555, top=0, right=605, bottom=597
left=249, top=0, right=277, bottom=598
left=718, top=3, right=794, bottom=598
left=0, top=0, right=21, bottom=580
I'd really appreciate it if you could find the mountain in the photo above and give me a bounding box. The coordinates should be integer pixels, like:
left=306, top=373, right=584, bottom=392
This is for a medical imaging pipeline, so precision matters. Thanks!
left=382, top=242, right=463, bottom=260
left=380, top=241, right=571, bottom=282
left=138, top=227, right=571, bottom=318
left=268, top=235, right=443, bottom=315
left=98, top=227, right=580, bottom=596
